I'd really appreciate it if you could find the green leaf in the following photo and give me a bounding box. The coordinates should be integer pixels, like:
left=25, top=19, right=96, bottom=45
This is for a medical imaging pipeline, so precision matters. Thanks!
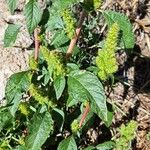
left=57, top=136, right=77, bottom=150
left=24, top=0, right=42, bottom=34
left=84, top=146, right=95, bottom=150
left=0, top=109, right=13, bottom=131
left=52, top=0, right=79, bottom=12
left=54, top=75, right=66, bottom=100
left=25, top=112, right=54, bottom=150
left=51, top=31, right=69, bottom=47
left=67, top=63, right=79, bottom=72
left=67, top=70, right=108, bottom=124
left=96, top=141, right=115, bottom=150
left=15, top=145, right=26, bottom=150
left=46, top=15, right=64, bottom=31
left=52, top=108, right=65, bottom=132
left=103, top=11, right=135, bottom=50
left=104, top=103, right=114, bottom=127
left=5, top=71, right=31, bottom=116
left=4, top=24, right=21, bottom=47
left=6, top=0, right=17, bottom=14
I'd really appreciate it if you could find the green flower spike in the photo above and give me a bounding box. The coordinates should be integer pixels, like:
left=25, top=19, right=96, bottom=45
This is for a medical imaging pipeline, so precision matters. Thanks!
left=96, top=23, right=120, bottom=80
left=40, top=46, right=66, bottom=80
left=18, top=102, right=30, bottom=116
left=29, top=84, right=49, bottom=105
left=62, top=9, right=76, bottom=39
left=71, top=119, right=79, bottom=133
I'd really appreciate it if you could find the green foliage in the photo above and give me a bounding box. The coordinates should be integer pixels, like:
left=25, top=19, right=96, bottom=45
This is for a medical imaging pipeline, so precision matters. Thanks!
left=54, top=75, right=66, bottom=100
left=96, top=23, right=119, bottom=80
left=83, top=0, right=102, bottom=11
left=4, top=24, right=21, bottom=47
left=84, top=141, right=115, bottom=150
left=68, top=70, right=109, bottom=125
left=2, top=0, right=137, bottom=149
left=5, top=71, right=31, bottom=116
left=24, top=0, right=42, bottom=34
left=52, top=0, right=79, bottom=12
left=96, top=141, right=115, bottom=150
left=147, top=132, right=150, bottom=140
left=50, top=31, right=69, bottom=48
left=57, top=136, right=77, bottom=150
left=115, top=120, right=138, bottom=150
left=6, top=0, right=17, bottom=14
left=51, top=108, right=65, bottom=132
left=103, top=11, right=135, bottom=50
left=0, top=109, right=13, bottom=132
left=25, top=112, right=54, bottom=149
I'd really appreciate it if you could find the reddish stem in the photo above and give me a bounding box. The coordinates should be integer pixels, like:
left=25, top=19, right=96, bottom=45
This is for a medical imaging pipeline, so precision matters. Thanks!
left=79, top=103, right=90, bottom=128
left=65, top=10, right=86, bottom=59
left=34, top=28, right=40, bottom=62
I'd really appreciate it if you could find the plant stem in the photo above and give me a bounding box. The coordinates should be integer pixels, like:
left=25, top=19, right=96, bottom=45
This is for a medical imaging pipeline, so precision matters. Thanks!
left=66, top=10, right=86, bottom=59
left=34, top=28, right=40, bottom=62
left=79, top=102, right=90, bottom=128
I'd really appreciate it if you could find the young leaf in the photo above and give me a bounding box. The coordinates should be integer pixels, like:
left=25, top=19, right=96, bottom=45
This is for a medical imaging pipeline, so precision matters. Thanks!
left=96, top=141, right=116, bottom=150
left=6, top=0, right=17, bottom=14
left=54, top=75, right=66, bottom=100
left=103, top=11, right=135, bottom=50
left=57, top=136, right=77, bottom=150
left=5, top=71, right=31, bottom=116
left=4, top=24, right=21, bottom=47
left=0, top=109, right=13, bottom=132
left=25, top=112, right=54, bottom=150
left=67, top=70, right=108, bottom=124
left=24, top=0, right=42, bottom=34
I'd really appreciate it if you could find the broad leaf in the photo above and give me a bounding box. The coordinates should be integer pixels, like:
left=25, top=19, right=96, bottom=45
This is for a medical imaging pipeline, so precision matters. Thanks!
left=6, top=0, right=17, bottom=14
left=52, top=108, right=65, bottom=132
left=4, top=24, right=21, bottom=47
left=5, top=71, right=31, bottom=116
left=96, top=141, right=115, bottom=150
left=0, top=109, right=13, bottom=131
left=25, top=112, right=54, bottom=150
left=68, top=71, right=108, bottom=124
left=24, top=0, right=42, bottom=34
left=103, top=11, right=135, bottom=50
left=54, top=75, right=66, bottom=100
left=57, top=136, right=77, bottom=150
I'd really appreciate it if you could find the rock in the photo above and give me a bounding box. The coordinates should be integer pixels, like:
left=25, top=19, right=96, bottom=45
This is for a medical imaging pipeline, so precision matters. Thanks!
left=0, top=0, right=32, bottom=101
